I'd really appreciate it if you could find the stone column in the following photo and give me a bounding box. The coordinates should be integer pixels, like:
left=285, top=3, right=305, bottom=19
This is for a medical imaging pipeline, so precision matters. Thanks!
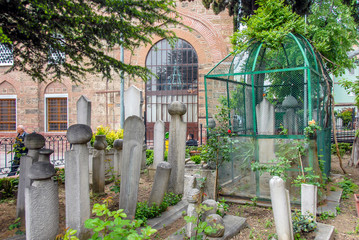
left=167, top=101, right=187, bottom=195
left=65, top=124, right=93, bottom=239
left=148, top=162, right=172, bottom=206
left=301, top=183, right=317, bottom=221
left=186, top=188, right=201, bottom=238
left=119, top=116, right=145, bottom=219
left=269, top=176, right=294, bottom=240
left=16, top=133, right=45, bottom=221
left=113, top=139, right=123, bottom=178
left=25, top=148, right=58, bottom=240
left=92, top=135, right=107, bottom=194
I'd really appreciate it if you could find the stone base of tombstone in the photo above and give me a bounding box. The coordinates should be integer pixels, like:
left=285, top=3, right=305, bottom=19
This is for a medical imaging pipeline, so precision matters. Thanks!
left=148, top=165, right=156, bottom=179
left=185, top=164, right=216, bottom=200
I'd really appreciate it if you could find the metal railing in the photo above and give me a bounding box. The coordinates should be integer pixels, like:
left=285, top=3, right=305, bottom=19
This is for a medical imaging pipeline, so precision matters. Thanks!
left=0, top=135, right=70, bottom=177
left=331, top=115, right=357, bottom=143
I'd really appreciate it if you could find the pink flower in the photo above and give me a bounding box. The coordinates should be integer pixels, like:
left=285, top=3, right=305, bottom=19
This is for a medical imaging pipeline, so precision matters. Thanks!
left=228, top=129, right=231, bottom=134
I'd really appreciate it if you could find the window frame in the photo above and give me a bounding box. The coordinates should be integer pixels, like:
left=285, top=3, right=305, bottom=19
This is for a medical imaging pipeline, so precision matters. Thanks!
left=0, top=43, right=14, bottom=67
left=0, top=95, right=17, bottom=132
left=44, top=94, right=68, bottom=132
left=48, top=34, right=66, bottom=64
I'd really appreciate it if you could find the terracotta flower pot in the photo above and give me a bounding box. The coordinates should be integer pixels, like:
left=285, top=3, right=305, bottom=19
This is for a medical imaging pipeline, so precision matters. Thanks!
left=354, top=194, right=359, bottom=217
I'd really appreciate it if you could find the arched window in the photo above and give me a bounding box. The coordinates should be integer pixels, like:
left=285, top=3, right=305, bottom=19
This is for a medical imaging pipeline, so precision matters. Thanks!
left=145, top=38, right=199, bottom=144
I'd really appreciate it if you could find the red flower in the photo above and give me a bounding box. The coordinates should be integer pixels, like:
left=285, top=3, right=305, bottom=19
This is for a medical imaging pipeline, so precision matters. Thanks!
left=228, top=129, right=231, bottom=134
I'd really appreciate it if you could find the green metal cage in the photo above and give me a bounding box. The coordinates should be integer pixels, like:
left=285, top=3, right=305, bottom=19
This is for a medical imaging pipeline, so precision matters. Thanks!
left=204, top=33, right=332, bottom=201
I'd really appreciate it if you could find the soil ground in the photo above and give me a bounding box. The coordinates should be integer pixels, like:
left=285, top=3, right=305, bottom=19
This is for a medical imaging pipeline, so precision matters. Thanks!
left=1, top=154, right=359, bottom=239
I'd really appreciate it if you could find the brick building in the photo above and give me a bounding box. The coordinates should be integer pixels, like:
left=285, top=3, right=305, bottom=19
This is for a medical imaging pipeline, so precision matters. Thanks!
left=0, top=1, right=234, bottom=143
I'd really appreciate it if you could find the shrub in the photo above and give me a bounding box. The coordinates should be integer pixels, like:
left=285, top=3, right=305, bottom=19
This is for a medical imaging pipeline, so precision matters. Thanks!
left=190, top=155, right=202, bottom=164
left=331, top=143, right=352, bottom=156
left=292, top=210, right=317, bottom=238
left=54, top=168, right=65, bottom=184
left=337, top=108, right=354, bottom=127
left=85, top=197, right=156, bottom=239
left=336, top=178, right=358, bottom=199
left=146, top=149, right=154, bottom=166
left=0, top=177, right=18, bottom=199
left=135, top=192, right=182, bottom=223
left=90, top=125, right=123, bottom=149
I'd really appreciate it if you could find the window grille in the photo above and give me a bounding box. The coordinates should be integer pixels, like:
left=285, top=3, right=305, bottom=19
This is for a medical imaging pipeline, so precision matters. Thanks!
left=48, top=34, right=66, bottom=64
left=0, top=99, right=16, bottom=131
left=0, top=43, right=13, bottom=66
left=145, top=38, right=199, bottom=144
left=47, top=98, right=67, bottom=131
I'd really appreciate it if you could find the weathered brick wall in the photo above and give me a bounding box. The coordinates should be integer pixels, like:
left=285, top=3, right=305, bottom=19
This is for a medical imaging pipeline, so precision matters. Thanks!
left=0, top=0, right=234, bottom=140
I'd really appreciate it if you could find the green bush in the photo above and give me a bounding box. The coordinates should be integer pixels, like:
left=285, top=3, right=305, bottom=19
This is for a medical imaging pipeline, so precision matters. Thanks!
left=336, top=178, right=358, bottom=199
left=292, top=210, right=317, bottom=238
left=135, top=192, right=182, bottom=223
left=85, top=198, right=156, bottom=240
left=146, top=149, right=168, bottom=166
left=337, top=108, right=354, bottom=127
left=190, top=155, right=202, bottom=164
left=90, top=125, right=123, bottom=150
left=331, top=143, right=352, bottom=156
left=0, top=177, right=19, bottom=199
left=146, top=149, right=154, bottom=166
left=54, top=168, right=65, bottom=184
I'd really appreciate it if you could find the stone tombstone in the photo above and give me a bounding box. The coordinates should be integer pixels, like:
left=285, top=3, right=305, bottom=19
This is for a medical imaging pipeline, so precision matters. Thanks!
left=124, top=85, right=143, bottom=120
left=153, top=120, right=165, bottom=167
left=119, top=116, right=145, bottom=219
left=256, top=98, right=276, bottom=196
left=113, top=139, right=123, bottom=178
left=270, top=176, right=294, bottom=240
left=186, top=188, right=201, bottom=238
left=301, top=183, right=317, bottom=221
left=201, top=199, right=218, bottom=221
left=205, top=214, right=225, bottom=238
left=16, top=132, right=45, bottom=221
left=92, top=135, right=108, bottom=194
left=65, top=124, right=93, bottom=239
left=167, top=101, right=187, bottom=195
left=25, top=148, right=58, bottom=240
left=148, top=162, right=172, bottom=206
left=141, top=144, right=147, bottom=170
left=283, top=95, right=299, bottom=135
left=77, top=95, right=91, bottom=126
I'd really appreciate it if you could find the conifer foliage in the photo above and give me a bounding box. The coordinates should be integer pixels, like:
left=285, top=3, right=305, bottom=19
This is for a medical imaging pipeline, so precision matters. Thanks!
left=0, top=0, right=180, bottom=83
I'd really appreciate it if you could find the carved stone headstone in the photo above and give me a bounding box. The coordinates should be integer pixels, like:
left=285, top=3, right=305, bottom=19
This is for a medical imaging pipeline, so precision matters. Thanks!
left=25, top=148, right=58, bottom=240
left=113, top=139, right=123, bottom=178
left=205, top=214, right=225, bottom=238
left=124, top=85, right=143, bottom=120
left=167, top=101, right=187, bottom=195
left=77, top=95, right=91, bottom=126
left=283, top=95, right=299, bottom=135
left=148, top=162, right=172, bottom=206
left=16, top=132, right=45, bottom=222
left=93, top=135, right=107, bottom=194
left=153, top=120, right=165, bottom=167
left=186, top=188, right=201, bottom=238
left=270, top=176, right=294, bottom=240
left=65, top=124, right=93, bottom=239
left=119, top=116, right=145, bottom=219
left=256, top=98, right=276, bottom=196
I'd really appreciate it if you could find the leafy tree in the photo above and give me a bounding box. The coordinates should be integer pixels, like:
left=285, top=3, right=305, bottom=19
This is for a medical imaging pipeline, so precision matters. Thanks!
left=0, top=0, right=180, bottom=83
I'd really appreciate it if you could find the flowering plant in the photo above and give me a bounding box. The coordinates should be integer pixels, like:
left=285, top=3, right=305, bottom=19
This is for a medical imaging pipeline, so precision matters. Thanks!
left=304, top=120, right=321, bottom=139
left=90, top=125, right=124, bottom=150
